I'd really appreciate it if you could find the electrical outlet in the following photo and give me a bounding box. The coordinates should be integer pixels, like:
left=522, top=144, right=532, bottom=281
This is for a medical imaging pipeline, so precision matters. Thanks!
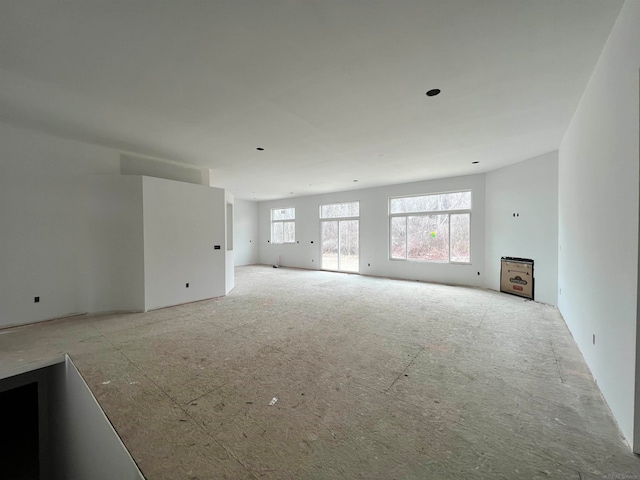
left=186, top=283, right=189, bottom=288
left=34, top=296, right=40, bottom=303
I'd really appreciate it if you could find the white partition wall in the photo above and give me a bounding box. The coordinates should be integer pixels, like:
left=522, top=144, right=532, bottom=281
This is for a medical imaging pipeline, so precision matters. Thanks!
left=0, top=120, right=233, bottom=327
left=142, top=176, right=227, bottom=311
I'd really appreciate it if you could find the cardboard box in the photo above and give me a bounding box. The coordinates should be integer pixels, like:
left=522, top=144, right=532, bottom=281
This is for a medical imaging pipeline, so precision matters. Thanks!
left=500, top=257, right=534, bottom=300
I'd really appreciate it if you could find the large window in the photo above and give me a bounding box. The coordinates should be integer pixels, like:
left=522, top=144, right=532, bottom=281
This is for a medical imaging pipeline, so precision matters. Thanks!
left=390, top=191, right=471, bottom=263
left=271, top=207, right=295, bottom=244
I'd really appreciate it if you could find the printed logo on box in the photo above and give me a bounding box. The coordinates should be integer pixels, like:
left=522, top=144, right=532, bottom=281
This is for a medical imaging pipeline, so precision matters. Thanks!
left=510, top=275, right=527, bottom=286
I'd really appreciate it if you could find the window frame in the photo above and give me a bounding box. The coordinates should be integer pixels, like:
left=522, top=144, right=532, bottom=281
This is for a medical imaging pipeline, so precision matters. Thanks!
left=388, top=191, right=472, bottom=264
left=271, top=207, right=296, bottom=244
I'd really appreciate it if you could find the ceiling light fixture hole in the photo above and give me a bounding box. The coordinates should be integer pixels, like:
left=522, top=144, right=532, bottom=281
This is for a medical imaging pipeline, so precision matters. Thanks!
left=426, top=89, right=441, bottom=97
left=256, top=147, right=264, bottom=151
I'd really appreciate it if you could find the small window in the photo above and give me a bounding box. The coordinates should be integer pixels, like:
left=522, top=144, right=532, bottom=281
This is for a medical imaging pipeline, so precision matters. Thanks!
left=389, top=191, right=471, bottom=263
left=271, top=207, right=295, bottom=244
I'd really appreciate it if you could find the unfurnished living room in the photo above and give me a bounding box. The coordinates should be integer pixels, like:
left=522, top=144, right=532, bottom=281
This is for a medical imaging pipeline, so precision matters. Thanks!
left=1, top=1, right=639, bottom=479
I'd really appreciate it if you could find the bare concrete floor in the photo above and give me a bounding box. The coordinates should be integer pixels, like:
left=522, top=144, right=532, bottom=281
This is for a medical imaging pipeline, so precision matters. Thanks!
left=1, top=265, right=639, bottom=479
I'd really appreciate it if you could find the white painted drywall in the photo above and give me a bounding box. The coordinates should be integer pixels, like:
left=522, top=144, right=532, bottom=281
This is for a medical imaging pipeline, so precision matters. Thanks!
left=485, top=151, right=559, bottom=305
left=0, top=122, right=120, bottom=327
left=121, top=153, right=206, bottom=186
left=0, top=123, right=232, bottom=325
left=0, top=172, right=88, bottom=328
left=558, top=0, right=640, bottom=449
left=225, top=191, right=235, bottom=294
left=234, top=199, right=259, bottom=266
left=258, top=174, right=486, bottom=287
left=49, top=357, right=144, bottom=480
left=83, top=175, right=146, bottom=313
left=142, top=177, right=226, bottom=310
left=0, top=121, right=120, bottom=177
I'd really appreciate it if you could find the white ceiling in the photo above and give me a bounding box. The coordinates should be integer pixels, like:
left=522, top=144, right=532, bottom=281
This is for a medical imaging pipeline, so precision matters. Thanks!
left=0, top=1, right=623, bottom=200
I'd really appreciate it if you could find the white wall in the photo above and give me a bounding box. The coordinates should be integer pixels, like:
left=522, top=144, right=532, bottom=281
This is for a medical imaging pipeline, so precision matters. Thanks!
left=83, top=176, right=145, bottom=313
left=142, top=177, right=227, bottom=310
left=485, top=151, right=559, bottom=305
left=0, top=122, right=231, bottom=326
left=558, top=0, right=639, bottom=449
left=259, top=174, right=486, bottom=287
left=234, top=199, right=259, bottom=266
left=0, top=172, right=88, bottom=328
left=0, top=122, right=119, bottom=328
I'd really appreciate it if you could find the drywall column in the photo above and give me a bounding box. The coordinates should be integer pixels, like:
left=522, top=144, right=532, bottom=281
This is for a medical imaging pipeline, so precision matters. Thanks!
left=558, top=0, right=640, bottom=450
left=485, top=151, right=559, bottom=305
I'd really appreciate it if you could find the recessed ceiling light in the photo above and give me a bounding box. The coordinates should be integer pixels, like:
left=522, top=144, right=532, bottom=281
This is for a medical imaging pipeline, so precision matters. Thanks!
left=290, top=192, right=294, bottom=194
left=472, top=161, right=479, bottom=164
left=426, top=89, right=441, bottom=97
left=256, top=147, right=264, bottom=151
left=353, top=180, right=358, bottom=182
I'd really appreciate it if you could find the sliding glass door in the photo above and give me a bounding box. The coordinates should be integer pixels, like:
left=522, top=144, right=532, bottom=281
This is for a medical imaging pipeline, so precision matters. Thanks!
left=320, top=202, right=359, bottom=273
